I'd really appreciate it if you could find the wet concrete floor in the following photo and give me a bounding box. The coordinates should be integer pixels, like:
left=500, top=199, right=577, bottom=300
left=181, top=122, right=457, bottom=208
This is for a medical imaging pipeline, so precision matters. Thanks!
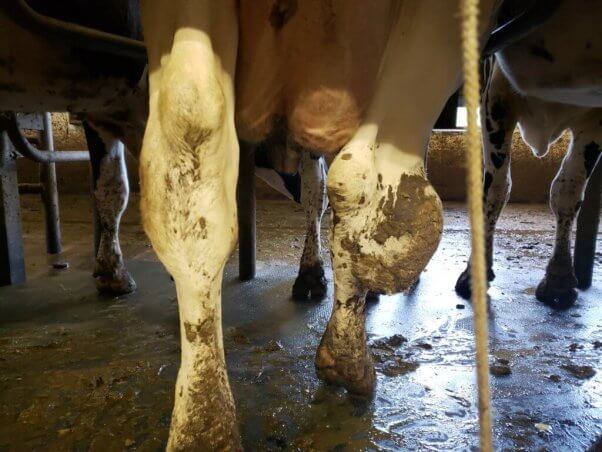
left=0, top=195, right=600, bottom=451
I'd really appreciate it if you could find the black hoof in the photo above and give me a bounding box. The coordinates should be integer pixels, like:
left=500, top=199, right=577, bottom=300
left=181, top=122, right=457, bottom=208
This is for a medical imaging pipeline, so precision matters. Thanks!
left=535, top=276, right=578, bottom=309
left=94, top=268, right=137, bottom=295
left=292, top=264, right=327, bottom=300
left=455, top=268, right=495, bottom=300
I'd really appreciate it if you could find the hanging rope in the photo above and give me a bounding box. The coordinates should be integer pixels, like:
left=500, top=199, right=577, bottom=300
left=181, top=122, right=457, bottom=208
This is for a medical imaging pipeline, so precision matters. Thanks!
left=459, top=0, right=493, bottom=451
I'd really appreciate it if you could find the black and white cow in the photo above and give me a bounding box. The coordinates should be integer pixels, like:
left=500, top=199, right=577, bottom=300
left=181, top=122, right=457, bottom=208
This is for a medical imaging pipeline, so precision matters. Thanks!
left=255, top=146, right=329, bottom=300
left=0, top=0, right=147, bottom=295
left=456, top=3, right=602, bottom=307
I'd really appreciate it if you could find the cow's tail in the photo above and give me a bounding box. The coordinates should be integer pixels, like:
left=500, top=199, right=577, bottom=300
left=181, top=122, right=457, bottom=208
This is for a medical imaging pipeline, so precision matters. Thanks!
left=460, top=1, right=493, bottom=451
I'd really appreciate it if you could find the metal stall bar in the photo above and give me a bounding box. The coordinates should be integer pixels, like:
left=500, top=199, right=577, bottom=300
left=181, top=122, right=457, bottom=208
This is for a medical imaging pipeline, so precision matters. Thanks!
left=574, top=158, right=601, bottom=290
left=0, top=112, right=90, bottom=286
left=1, top=113, right=89, bottom=163
left=237, top=142, right=257, bottom=281
left=40, top=112, right=62, bottom=254
left=0, top=130, right=26, bottom=285
left=14, top=112, right=64, bottom=254
left=0, top=0, right=146, bottom=60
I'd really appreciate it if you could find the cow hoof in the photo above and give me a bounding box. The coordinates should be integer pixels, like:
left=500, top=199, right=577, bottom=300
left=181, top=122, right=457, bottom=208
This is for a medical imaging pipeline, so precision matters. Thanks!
left=455, top=267, right=495, bottom=300
left=292, top=264, right=327, bottom=300
left=94, top=268, right=137, bottom=295
left=315, top=339, right=376, bottom=396
left=455, top=269, right=472, bottom=299
left=535, top=275, right=578, bottom=308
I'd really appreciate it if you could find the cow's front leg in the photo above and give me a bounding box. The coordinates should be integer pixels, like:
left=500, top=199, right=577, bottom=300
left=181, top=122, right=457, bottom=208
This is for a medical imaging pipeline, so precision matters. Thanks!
left=455, top=65, right=517, bottom=299
left=84, top=122, right=136, bottom=295
left=141, top=2, right=240, bottom=449
left=537, top=115, right=602, bottom=306
left=293, top=152, right=328, bottom=300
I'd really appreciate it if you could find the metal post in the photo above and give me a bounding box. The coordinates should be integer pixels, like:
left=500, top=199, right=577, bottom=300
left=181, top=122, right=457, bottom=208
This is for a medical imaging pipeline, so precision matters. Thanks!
left=1, top=111, right=89, bottom=163
left=0, top=130, right=26, bottom=285
left=237, top=141, right=256, bottom=281
left=39, top=112, right=62, bottom=254
left=574, top=159, right=601, bottom=290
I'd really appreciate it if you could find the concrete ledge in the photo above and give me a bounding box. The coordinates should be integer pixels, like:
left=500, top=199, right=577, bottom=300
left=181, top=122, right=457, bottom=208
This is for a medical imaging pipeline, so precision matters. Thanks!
left=428, top=130, right=569, bottom=203
left=16, top=114, right=568, bottom=203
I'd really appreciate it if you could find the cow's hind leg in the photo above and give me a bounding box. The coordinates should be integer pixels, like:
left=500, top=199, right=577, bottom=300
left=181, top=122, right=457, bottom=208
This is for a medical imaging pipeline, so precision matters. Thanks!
left=141, top=2, right=241, bottom=449
left=316, top=137, right=442, bottom=395
left=314, top=1, right=496, bottom=394
left=455, top=64, right=517, bottom=299
left=293, top=152, right=328, bottom=300
left=536, top=114, right=602, bottom=307
left=84, top=122, right=136, bottom=294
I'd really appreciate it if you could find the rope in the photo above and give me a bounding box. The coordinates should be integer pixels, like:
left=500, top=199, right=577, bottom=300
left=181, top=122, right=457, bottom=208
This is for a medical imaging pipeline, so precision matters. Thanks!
left=459, top=1, right=493, bottom=451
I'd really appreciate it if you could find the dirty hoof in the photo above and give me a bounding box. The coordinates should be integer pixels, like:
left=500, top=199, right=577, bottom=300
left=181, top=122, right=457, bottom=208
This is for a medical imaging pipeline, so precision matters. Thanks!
left=94, top=268, right=137, bottom=295
left=315, top=342, right=376, bottom=396
left=455, top=267, right=495, bottom=300
left=535, top=274, right=578, bottom=308
left=292, top=264, right=327, bottom=300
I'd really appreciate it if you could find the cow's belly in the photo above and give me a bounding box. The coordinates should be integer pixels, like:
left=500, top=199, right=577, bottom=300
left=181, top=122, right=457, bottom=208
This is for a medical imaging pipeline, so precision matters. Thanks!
left=235, top=0, right=397, bottom=155
left=0, top=14, right=142, bottom=113
left=497, top=0, right=602, bottom=108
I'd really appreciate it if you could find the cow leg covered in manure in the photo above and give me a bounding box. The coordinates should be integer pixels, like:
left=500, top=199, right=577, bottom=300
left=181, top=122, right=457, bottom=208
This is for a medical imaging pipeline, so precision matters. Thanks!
left=140, top=2, right=241, bottom=449
left=292, top=152, right=328, bottom=300
left=315, top=0, right=494, bottom=395
left=84, top=121, right=136, bottom=295
left=536, top=113, right=602, bottom=306
left=455, top=63, right=517, bottom=299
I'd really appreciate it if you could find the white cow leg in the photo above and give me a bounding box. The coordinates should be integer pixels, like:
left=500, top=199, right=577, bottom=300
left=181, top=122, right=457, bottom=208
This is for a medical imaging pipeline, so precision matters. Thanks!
left=537, top=115, right=602, bottom=306
left=292, top=152, right=328, bottom=300
left=316, top=137, right=443, bottom=395
left=456, top=66, right=517, bottom=299
left=84, top=121, right=136, bottom=295
left=315, top=0, right=495, bottom=394
left=141, top=2, right=241, bottom=449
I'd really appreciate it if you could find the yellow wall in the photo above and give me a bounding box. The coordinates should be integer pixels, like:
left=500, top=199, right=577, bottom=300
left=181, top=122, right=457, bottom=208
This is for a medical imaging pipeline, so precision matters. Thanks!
left=17, top=114, right=567, bottom=203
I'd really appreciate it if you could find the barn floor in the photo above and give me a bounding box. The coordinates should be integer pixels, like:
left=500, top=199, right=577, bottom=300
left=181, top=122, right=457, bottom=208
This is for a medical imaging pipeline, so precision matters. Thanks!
left=0, top=195, right=600, bottom=451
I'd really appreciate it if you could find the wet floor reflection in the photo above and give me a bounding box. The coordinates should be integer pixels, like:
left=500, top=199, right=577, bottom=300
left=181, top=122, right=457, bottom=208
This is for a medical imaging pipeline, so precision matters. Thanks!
left=0, top=200, right=599, bottom=450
